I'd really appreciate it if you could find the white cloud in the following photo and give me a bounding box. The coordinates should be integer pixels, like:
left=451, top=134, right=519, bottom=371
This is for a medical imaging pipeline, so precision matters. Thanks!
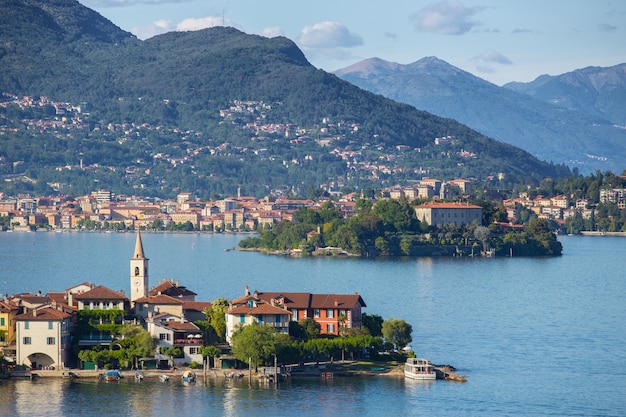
left=473, top=50, right=513, bottom=65
left=130, top=19, right=172, bottom=40
left=297, top=21, right=363, bottom=48
left=411, top=1, right=486, bottom=35
left=262, top=27, right=284, bottom=38
left=176, top=16, right=231, bottom=32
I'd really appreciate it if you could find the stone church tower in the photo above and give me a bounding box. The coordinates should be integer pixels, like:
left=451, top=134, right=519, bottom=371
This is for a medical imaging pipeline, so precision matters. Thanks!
left=130, top=230, right=149, bottom=302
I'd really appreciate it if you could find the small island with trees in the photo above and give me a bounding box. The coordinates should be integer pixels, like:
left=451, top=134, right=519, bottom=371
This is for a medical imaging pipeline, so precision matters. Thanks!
left=238, top=197, right=563, bottom=258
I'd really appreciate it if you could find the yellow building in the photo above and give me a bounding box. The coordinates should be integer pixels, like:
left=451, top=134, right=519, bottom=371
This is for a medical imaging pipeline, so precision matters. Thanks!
left=0, top=300, right=19, bottom=351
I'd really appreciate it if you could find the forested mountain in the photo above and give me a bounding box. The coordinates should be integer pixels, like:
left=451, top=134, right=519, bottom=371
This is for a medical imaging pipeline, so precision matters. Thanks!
left=335, top=57, right=626, bottom=174
left=504, top=63, right=626, bottom=126
left=0, top=0, right=569, bottom=198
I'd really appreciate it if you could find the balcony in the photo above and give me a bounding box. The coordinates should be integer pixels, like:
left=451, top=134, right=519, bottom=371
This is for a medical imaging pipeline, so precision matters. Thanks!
left=174, top=334, right=204, bottom=345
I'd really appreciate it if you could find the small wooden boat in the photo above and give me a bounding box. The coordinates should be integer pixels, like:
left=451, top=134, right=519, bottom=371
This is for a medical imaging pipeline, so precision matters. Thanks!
left=182, top=370, right=196, bottom=383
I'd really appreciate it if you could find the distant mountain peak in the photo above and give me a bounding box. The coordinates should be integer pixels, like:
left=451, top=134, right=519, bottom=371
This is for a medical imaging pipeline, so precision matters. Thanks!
left=334, top=57, right=402, bottom=77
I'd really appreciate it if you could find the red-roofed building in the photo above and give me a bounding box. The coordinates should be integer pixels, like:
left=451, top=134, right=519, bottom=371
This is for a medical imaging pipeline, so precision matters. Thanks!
left=147, top=315, right=204, bottom=366
left=149, top=278, right=197, bottom=302
left=255, top=291, right=366, bottom=336
left=225, top=290, right=291, bottom=343
left=226, top=287, right=367, bottom=341
left=414, top=201, right=482, bottom=227
left=73, top=285, right=129, bottom=312
left=15, top=305, right=75, bottom=370
left=134, top=294, right=184, bottom=319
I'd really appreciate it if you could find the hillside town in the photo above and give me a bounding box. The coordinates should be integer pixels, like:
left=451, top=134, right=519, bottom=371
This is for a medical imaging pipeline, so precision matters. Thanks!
left=0, top=230, right=368, bottom=374
left=1, top=178, right=623, bottom=233
left=0, top=93, right=500, bottom=199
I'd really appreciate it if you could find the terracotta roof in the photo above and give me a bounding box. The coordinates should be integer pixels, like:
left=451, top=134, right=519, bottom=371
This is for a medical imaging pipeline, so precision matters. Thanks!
left=0, top=300, right=19, bottom=312
left=46, top=292, right=75, bottom=309
left=164, top=321, right=200, bottom=331
left=134, top=294, right=184, bottom=305
left=228, top=302, right=290, bottom=315
left=74, top=285, right=128, bottom=301
left=149, top=280, right=197, bottom=298
left=183, top=301, right=211, bottom=312
left=255, top=292, right=311, bottom=309
left=15, top=306, right=73, bottom=321
left=310, top=293, right=366, bottom=309
left=256, top=292, right=366, bottom=309
left=230, top=294, right=258, bottom=305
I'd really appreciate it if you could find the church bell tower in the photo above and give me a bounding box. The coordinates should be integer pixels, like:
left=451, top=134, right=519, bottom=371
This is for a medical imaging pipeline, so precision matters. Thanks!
left=130, top=230, right=149, bottom=302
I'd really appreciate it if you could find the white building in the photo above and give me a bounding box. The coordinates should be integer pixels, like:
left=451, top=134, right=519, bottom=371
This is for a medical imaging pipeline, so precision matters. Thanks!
left=225, top=292, right=290, bottom=344
left=147, top=314, right=203, bottom=366
left=15, top=305, right=74, bottom=370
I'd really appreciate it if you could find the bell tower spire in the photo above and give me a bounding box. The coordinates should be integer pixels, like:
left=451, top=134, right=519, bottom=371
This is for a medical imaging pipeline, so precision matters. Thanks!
left=130, top=230, right=149, bottom=303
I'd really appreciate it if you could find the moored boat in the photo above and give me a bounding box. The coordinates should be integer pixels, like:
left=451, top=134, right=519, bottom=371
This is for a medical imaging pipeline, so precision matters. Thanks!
left=182, top=370, right=196, bottom=383
left=105, top=370, right=122, bottom=381
left=404, top=358, right=436, bottom=381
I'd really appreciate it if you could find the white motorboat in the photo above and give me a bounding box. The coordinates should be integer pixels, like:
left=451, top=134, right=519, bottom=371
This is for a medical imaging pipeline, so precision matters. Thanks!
left=404, top=358, right=436, bottom=381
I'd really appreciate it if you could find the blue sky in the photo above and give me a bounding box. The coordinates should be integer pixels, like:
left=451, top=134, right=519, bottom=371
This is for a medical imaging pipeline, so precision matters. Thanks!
left=79, top=0, right=625, bottom=85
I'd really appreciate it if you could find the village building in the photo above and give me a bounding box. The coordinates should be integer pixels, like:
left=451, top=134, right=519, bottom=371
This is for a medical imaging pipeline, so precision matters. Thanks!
left=15, top=304, right=75, bottom=370
left=414, top=201, right=483, bottom=227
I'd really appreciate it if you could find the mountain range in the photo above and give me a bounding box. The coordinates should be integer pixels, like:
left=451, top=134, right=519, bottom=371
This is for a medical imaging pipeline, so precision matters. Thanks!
left=335, top=57, right=626, bottom=174
left=0, top=0, right=570, bottom=198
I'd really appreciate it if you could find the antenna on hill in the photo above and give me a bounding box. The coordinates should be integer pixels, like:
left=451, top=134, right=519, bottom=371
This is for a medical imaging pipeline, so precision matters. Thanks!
left=222, top=8, right=225, bottom=27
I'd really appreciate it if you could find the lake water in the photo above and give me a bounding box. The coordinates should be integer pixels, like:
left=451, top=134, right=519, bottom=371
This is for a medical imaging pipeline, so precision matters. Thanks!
left=0, top=232, right=625, bottom=416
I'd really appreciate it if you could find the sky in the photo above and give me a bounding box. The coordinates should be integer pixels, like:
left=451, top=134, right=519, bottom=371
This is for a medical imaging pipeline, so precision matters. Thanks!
left=78, top=0, right=626, bottom=86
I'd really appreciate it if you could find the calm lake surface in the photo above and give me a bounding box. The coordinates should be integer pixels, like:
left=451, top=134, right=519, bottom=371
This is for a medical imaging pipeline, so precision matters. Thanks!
left=1, top=232, right=625, bottom=416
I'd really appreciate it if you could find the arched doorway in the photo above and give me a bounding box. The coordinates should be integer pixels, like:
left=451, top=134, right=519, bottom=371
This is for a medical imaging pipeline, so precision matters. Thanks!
left=25, top=352, right=55, bottom=370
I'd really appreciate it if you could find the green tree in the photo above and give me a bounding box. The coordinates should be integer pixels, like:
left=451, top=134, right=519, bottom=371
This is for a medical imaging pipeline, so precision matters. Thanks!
left=362, top=313, right=383, bottom=337
left=298, top=317, right=321, bottom=340
left=199, top=345, right=222, bottom=369
left=205, top=298, right=229, bottom=341
left=160, top=346, right=183, bottom=368
left=382, top=318, right=413, bottom=350
left=230, top=323, right=278, bottom=371
left=374, top=236, right=389, bottom=255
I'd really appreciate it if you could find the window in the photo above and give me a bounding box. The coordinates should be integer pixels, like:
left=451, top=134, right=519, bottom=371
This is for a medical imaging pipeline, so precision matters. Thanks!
left=240, top=314, right=245, bottom=323
left=159, top=334, right=167, bottom=340
left=47, top=337, right=56, bottom=345
left=326, top=324, right=335, bottom=333
left=24, top=321, right=29, bottom=330
left=48, top=321, right=54, bottom=330
left=23, top=337, right=31, bottom=345
left=189, top=347, right=198, bottom=355
left=313, top=309, right=320, bottom=318
left=0, top=317, right=4, bottom=326
left=326, top=309, right=334, bottom=318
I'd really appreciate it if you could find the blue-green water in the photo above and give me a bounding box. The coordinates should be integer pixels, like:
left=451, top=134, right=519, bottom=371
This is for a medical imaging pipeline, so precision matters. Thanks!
left=0, top=232, right=625, bottom=416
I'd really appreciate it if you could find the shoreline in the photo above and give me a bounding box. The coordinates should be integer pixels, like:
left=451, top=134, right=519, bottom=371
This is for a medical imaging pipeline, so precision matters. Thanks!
left=17, top=361, right=465, bottom=382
